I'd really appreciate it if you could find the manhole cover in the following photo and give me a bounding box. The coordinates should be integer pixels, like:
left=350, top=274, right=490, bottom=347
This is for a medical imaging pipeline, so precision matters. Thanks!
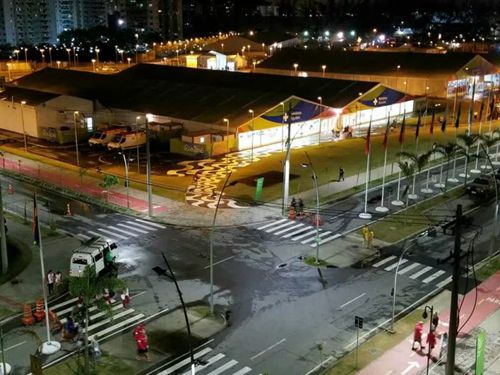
left=277, top=263, right=288, bottom=269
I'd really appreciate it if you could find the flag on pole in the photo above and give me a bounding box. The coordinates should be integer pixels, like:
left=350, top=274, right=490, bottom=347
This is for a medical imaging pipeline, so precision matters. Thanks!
left=455, top=101, right=461, bottom=128
left=478, top=99, right=485, bottom=122
left=382, top=114, right=391, bottom=150
left=430, top=109, right=435, bottom=135
left=365, top=119, right=372, bottom=155
left=398, top=112, right=406, bottom=144
left=33, top=194, right=39, bottom=246
left=415, top=110, right=421, bottom=139
left=441, top=105, right=448, bottom=133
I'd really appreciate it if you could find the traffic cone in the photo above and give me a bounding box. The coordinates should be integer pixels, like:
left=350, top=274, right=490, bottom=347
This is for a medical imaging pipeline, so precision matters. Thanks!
left=65, top=203, right=72, bottom=216
left=7, top=184, right=13, bottom=194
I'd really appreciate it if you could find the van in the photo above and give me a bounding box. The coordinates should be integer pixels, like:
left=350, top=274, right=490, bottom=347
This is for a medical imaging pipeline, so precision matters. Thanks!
left=89, top=128, right=124, bottom=147
left=107, top=132, right=146, bottom=150
left=69, top=237, right=118, bottom=278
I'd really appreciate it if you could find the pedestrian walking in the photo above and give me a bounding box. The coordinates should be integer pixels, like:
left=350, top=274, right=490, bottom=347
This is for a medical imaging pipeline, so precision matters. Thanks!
left=431, top=312, right=439, bottom=332
left=362, top=225, right=370, bottom=248
left=298, top=198, right=304, bottom=216
left=427, top=329, right=436, bottom=354
left=55, top=271, right=62, bottom=286
left=290, top=197, right=297, bottom=211
left=367, top=230, right=374, bottom=250
left=46, top=270, right=55, bottom=295
left=121, top=288, right=130, bottom=308
left=412, top=321, right=425, bottom=351
left=133, top=324, right=150, bottom=361
left=339, top=167, right=345, bottom=181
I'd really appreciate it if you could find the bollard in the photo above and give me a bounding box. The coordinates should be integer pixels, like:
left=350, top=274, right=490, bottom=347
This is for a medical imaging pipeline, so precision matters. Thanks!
left=65, top=203, right=72, bottom=216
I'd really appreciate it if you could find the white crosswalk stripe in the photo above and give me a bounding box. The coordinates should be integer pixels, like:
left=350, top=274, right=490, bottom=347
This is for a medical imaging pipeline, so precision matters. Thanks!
left=97, top=227, right=129, bottom=240
left=126, top=220, right=159, bottom=231
left=397, top=263, right=420, bottom=275
left=292, top=229, right=320, bottom=241
left=266, top=221, right=297, bottom=233
left=116, top=223, right=149, bottom=234
left=410, top=266, right=433, bottom=279
left=102, top=226, right=138, bottom=237
left=385, top=259, right=408, bottom=271
left=135, top=218, right=166, bottom=229
left=372, top=255, right=397, bottom=268
left=257, top=219, right=287, bottom=230
left=76, top=233, right=92, bottom=241
left=274, top=223, right=305, bottom=236
left=313, top=233, right=341, bottom=247
left=436, top=276, right=453, bottom=288
left=158, top=347, right=253, bottom=375
left=301, top=231, right=331, bottom=244
left=422, top=270, right=446, bottom=284
left=87, top=230, right=120, bottom=242
left=281, top=226, right=311, bottom=238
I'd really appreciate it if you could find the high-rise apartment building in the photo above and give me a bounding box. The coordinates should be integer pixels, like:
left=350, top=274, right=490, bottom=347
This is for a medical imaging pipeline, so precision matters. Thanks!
left=106, top=0, right=164, bottom=34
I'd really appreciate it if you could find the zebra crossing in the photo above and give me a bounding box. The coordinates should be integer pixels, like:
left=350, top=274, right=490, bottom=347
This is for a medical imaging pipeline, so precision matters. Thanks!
left=49, top=293, right=145, bottom=341
left=372, top=255, right=453, bottom=288
left=155, top=346, right=253, bottom=375
left=254, top=218, right=340, bottom=247
left=59, top=215, right=167, bottom=243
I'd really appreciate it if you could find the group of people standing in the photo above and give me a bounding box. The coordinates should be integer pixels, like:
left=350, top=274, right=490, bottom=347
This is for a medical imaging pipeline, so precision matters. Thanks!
left=290, top=198, right=305, bottom=216
left=412, top=312, right=440, bottom=355
left=46, top=270, right=62, bottom=295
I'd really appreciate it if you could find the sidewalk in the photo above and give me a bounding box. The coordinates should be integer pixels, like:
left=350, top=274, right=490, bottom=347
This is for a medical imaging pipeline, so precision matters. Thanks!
left=344, top=271, right=500, bottom=375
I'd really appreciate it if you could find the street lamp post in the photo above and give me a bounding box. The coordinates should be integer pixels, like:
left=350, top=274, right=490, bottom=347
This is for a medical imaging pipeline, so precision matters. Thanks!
left=223, top=118, right=230, bottom=171
left=48, top=47, right=52, bottom=66
left=95, top=48, right=100, bottom=64
left=127, top=57, right=131, bottom=67
left=119, top=152, right=130, bottom=208
left=23, top=47, right=28, bottom=64
left=56, top=60, right=61, bottom=69
left=73, top=111, right=80, bottom=166
left=321, top=65, right=326, bottom=78
left=119, top=50, right=124, bottom=63
left=293, top=63, right=298, bottom=76
left=6, top=64, right=11, bottom=81
left=302, top=153, right=321, bottom=264
left=248, top=110, right=254, bottom=163
left=39, top=49, right=45, bottom=64
left=20, top=101, right=27, bottom=152
left=91, top=59, right=96, bottom=71
left=66, top=48, right=71, bottom=67
left=390, top=240, right=416, bottom=332
left=135, top=116, right=141, bottom=173
left=423, top=305, right=434, bottom=375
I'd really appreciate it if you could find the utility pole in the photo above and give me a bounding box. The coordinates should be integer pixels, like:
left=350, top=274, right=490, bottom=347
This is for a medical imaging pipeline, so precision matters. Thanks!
left=0, top=179, right=8, bottom=274
left=282, top=102, right=292, bottom=215
left=446, top=204, right=462, bottom=375
left=145, top=117, right=153, bottom=217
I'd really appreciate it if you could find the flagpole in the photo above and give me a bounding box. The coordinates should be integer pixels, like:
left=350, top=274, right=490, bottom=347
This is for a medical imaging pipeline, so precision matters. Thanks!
left=35, top=193, right=61, bottom=355
left=448, top=101, right=460, bottom=183
left=392, top=111, right=405, bottom=206
left=359, top=116, right=372, bottom=219
left=422, top=108, right=435, bottom=194
left=376, top=113, right=390, bottom=213
left=409, top=112, right=420, bottom=200
left=435, top=105, right=448, bottom=189
left=472, top=101, right=484, bottom=174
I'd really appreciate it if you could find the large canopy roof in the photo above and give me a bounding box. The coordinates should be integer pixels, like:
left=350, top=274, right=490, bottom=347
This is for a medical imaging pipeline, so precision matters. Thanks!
left=10, top=64, right=378, bottom=127
left=258, top=49, right=496, bottom=77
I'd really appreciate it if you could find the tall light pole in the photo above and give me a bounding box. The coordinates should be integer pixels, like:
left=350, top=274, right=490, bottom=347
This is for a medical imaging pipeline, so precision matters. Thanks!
left=91, top=59, right=96, bottom=71
left=95, top=48, right=100, bottom=64
left=23, top=47, right=28, bottom=64
left=13, top=49, right=19, bottom=62
left=423, top=305, right=434, bottom=375
left=390, top=240, right=417, bottom=332
left=66, top=48, right=71, bottom=67
left=135, top=116, right=140, bottom=173
left=56, top=60, right=61, bottom=69
left=248, top=109, right=254, bottom=163
left=127, top=57, right=131, bottom=67
left=48, top=47, right=52, bottom=66
left=223, top=118, right=230, bottom=156
left=73, top=111, right=80, bottom=166
left=39, top=49, right=45, bottom=64
left=145, top=115, right=153, bottom=217
left=20, top=101, right=27, bottom=152
left=302, top=153, right=321, bottom=264
left=293, top=63, right=298, bottom=76
left=119, top=49, right=124, bottom=63
left=119, top=152, right=130, bottom=208
left=321, top=64, right=326, bottom=77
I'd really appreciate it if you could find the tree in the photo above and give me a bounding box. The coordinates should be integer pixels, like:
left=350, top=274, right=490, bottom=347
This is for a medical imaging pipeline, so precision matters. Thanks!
left=433, top=142, right=459, bottom=192
left=68, top=267, right=125, bottom=375
left=398, top=150, right=432, bottom=205
left=457, top=133, right=478, bottom=186
left=99, top=175, right=119, bottom=202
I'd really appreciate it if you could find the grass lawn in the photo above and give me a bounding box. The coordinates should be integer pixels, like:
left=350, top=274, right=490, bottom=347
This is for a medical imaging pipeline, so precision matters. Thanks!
left=44, top=352, right=135, bottom=375
left=476, top=255, right=500, bottom=281
left=224, top=124, right=475, bottom=203
left=369, top=187, right=465, bottom=243
left=0, top=236, right=32, bottom=285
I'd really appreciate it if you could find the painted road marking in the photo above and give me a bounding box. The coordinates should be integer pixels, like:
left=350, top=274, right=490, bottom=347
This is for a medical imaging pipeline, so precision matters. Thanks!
left=157, top=347, right=213, bottom=375
left=340, top=293, right=367, bottom=309
left=292, top=229, right=320, bottom=241
left=87, top=230, right=120, bottom=242
left=409, top=266, right=433, bottom=279
left=398, top=263, right=420, bottom=275
left=125, top=220, right=158, bottom=231
left=422, top=270, right=446, bottom=284
left=206, top=360, right=238, bottom=375
left=232, top=367, right=252, bottom=375
left=88, top=313, right=144, bottom=340
left=117, top=223, right=148, bottom=234
left=313, top=233, right=341, bottom=247
left=436, top=276, right=453, bottom=289
left=76, top=233, right=92, bottom=241
left=281, top=226, right=312, bottom=238
left=203, top=256, right=235, bottom=269
left=257, top=219, right=287, bottom=230
left=251, top=338, right=286, bottom=361
left=181, top=353, right=225, bottom=375
left=274, top=223, right=305, bottom=236
left=101, top=226, right=137, bottom=237
left=86, top=309, right=135, bottom=332
left=301, top=231, right=332, bottom=244
left=135, top=218, right=166, bottom=229
left=50, top=297, right=79, bottom=311
left=266, top=221, right=297, bottom=233
left=3, top=341, right=26, bottom=352
left=372, top=255, right=397, bottom=268
left=385, top=259, right=408, bottom=271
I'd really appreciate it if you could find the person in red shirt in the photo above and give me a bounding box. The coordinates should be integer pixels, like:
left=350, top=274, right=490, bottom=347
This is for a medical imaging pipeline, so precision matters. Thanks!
left=427, top=329, right=436, bottom=355
left=412, top=321, right=425, bottom=351
left=134, top=324, right=150, bottom=361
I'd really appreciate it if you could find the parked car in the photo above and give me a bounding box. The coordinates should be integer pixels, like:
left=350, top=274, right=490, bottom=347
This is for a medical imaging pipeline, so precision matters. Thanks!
left=107, top=132, right=146, bottom=150
left=466, top=175, right=495, bottom=198
left=89, top=128, right=124, bottom=147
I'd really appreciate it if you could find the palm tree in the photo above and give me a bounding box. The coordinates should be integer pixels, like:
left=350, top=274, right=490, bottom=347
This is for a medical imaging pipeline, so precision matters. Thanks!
left=457, top=133, right=478, bottom=186
left=433, top=142, right=459, bottom=191
left=397, top=159, right=415, bottom=208
left=68, top=267, right=125, bottom=375
left=398, top=151, right=432, bottom=201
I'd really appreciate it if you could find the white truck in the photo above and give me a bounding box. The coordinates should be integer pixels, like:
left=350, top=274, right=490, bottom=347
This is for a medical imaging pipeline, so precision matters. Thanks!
left=107, top=132, right=146, bottom=150
left=69, top=237, right=118, bottom=278
left=88, top=128, right=124, bottom=147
